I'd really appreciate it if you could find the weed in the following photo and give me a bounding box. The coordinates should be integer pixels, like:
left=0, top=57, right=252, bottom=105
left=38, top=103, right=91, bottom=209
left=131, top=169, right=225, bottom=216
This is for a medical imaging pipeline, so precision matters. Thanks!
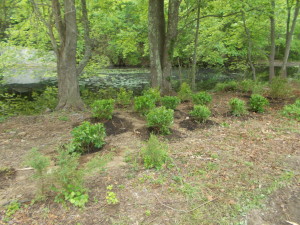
left=220, top=122, right=230, bottom=127
left=161, top=96, right=181, bottom=110
left=146, top=106, right=174, bottom=135
left=229, top=98, right=247, bottom=116
left=249, top=94, right=269, bottom=113
left=178, top=82, right=193, bottom=101
left=4, top=201, right=21, bottom=222
left=58, top=115, right=69, bottom=121
left=145, top=210, right=151, bottom=216
left=192, top=91, right=212, bottom=105
left=106, top=185, right=119, bottom=205
left=282, top=99, right=300, bottom=121
left=189, top=105, right=211, bottom=122
left=91, top=99, right=115, bottom=120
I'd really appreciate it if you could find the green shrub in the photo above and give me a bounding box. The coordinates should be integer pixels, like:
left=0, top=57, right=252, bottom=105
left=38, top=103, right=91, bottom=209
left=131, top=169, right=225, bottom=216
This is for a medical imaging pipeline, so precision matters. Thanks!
left=98, top=87, right=118, bottom=99
left=229, top=98, right=247, bottom=116
left=178, top=82, right=193, bottom=101
left=143, top=88, right=161, bottom=103
left=91, top=99, right=115, bottom=120
left=117, top=88, right=133, bottom=107
left=192, top=91, right=212, bottom=105
left=238, top=79, right=255, bottom=93
left=161, top=96, right=181, bottom=110
left=134, top=95, right=156, bottom=115
left=141, top=134, right=168, bottom=170
left=189, top=105, right=211, bottom=122
left=269, top=77, right=292, bottom=99
left=32, top=86, right=58, bottom=110
left=252, top=82, right=267, bottom=95
left=146, top=106, right=174, bottom=135
left=249, top=94, right=269, bottom=113
left=71, top=121, right=106, bottom=154
left=282, top=99, right=300, bottom=121
left=215, top=81, right=238, bottom=92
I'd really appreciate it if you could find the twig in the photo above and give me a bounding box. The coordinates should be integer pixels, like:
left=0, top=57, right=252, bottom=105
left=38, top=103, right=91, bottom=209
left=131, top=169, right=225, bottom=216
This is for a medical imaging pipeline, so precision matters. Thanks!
left=286, top=221, right=299, bottom=225
left=16, top=167, right=34, bottom=171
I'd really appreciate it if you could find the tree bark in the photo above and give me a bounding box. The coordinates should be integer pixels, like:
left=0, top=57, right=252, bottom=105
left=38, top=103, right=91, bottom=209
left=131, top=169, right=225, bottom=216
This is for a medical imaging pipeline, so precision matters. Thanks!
left=281, top=0, right=300, bottom=78
left=269, top=0, right=276, bottom=81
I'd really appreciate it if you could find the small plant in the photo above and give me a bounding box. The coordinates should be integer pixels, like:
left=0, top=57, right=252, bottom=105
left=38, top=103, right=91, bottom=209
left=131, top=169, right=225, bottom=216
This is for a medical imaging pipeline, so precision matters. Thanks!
left=282, top=99, right=300, bottom=121
left=161, top=96, right=181, bottom=110
left=269, top=77, right=292, bottom=99
left=106, top=185, right=119, bottom=205
left=229, top=98, right=247, bottom=116
left=192, top=91, right=212, bottom=105
left=71, top=121, right=106, bottom=154
left=91, top=99, right=115, bottom=120
left=215, top=81, right=238, bottom=92
left=249, top=94, right=269, bottom=113
left=143, top=88, right=161, bottom=103
left=141, top=134, right=168, bottom=170
left=134, top=95, right=156, bottom=115
left=116, top=88, right=133, bottom=107
left=189, top=105, right=211, bottom=122
left=58, top=115, right=69, bottom=121
left=238, top=79, right=255, bottom=93
left=146, top=106, right=174, bottom=135
left=4, top=201, right=21, bottom=221
left=178, top=82, right=192, bottom=101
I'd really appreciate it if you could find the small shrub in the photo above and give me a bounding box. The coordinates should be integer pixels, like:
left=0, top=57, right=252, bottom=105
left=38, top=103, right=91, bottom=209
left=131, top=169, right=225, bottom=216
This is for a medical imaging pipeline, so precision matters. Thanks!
left=71, top=121, right=106, bottom=154
left=161, top=96, right=181, bottom=110
left=178, top=82, right=193, bottom=101
left=106, top=185, right=119, bottom=205
left=141, top=134, right=168, bottom=170
left=238, top=79, right=255, bottom=93
left=192, top=92, right=212, bottom=105
left=189, top=105, right=211, bottom=122
left=282, top=99, right=300, bottom=121
left=215, top=81, right=238, bottom=92
left=269, top=77, right=292, bottom=99
left=117, top=88, right=133, bottom=107
left=143, top=88, right=161, bottom=103
left=252, top=82, right=267, bottom=95
left=98, top=87, right=118, bottom=99
left=32, top=86, right=58, bottom=110
left=249, top=94, right=269, bottom=113
left=91, top=99, right=115, bottom=120
left=146, top=106, right=174, bottom=135
left=134, top=95, right=156, bottom=115
left=229, top=98, right=247, bottom=116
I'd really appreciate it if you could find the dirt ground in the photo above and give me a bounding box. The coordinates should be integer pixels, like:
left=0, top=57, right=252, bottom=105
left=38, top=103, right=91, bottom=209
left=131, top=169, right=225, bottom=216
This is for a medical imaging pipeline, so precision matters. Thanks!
left=0, top=92, right=299, bottom=225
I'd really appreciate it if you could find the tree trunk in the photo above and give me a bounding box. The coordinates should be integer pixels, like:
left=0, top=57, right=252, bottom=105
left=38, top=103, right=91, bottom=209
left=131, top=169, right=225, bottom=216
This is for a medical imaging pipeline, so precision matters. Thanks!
left=269, top=0, right=276, bottom=81
left=281, top=0, right=300, bottom=78
left=191, top=0, right=201, bottom=90
left=286, top=0, right=292, bottom=47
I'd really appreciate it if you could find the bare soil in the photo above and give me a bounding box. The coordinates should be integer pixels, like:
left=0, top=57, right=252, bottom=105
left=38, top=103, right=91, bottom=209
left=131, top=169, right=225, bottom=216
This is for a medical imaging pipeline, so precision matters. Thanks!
left=0, top=92, right=299, bottom=225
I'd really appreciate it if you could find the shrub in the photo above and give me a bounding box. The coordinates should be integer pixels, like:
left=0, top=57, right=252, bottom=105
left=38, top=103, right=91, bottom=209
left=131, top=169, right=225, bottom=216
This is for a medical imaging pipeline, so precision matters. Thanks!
left=117, top=88, right=133, bottom=107
left=71, top=121, right=106, bottom=154
left=215, top=81, right=238, bottom=92
left=161, top=96, right=181, bottom=110
left=141, top=134, right=168, bottom=170
left=229, top=98, right=247, bottom=116
left=269, top=77, right=292, bottom=99
left=249, top=94, right=269, bottom=113
left=143, top=88, right=161, bottom=103
left=252, top=82, right=267, bottom=95
left=238, top=79, right=255, bottom=93
left=91, top=99, right=115, bottom=120
left=282, top=99, right=300, bottom=121
left=192, top=91, right=212, bottom=105
left=189, top=105, right=211, bottom=122
left=32, top=86, right=58, bottom=110
left=178, top=82, right=192, bottom=101
left=98, top=87, right=118, bottom=99
left=134, top=95, right=156, bottom=115
left=146, top=106, right=174, bottom=135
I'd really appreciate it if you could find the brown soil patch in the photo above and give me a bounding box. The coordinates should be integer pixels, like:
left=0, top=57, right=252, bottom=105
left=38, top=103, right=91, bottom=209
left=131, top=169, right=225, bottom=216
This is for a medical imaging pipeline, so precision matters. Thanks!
left=135, top=126, right=184, bottom=141
left=179, top=119, right=218, bottom=131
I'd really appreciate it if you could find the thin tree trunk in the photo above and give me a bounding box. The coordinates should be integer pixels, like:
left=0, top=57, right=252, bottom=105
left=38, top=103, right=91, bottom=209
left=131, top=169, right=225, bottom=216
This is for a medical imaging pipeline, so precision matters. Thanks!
left=269, top=0, right=276, bottom=81
left=286, top=0, right=292, bottom=47
left=281, top=0, right=300, bottom=78
left=178, top=57, right=183, bottom=85
left=191, top=0, right=201, bottom=90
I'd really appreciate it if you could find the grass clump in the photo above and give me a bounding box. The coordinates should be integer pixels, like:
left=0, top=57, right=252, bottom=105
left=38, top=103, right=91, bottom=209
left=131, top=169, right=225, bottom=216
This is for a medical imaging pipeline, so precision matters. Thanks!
left=178, top=82, right=193, bottom=101
left=249, top=94, right=269, bottom=113
left=146, top=106, right=174, bottom=135
left=91, top=99, right=115, bottom=120
left=141, top=134, right=168, bottom=170
left=190, top=105, right=211, bottom=122
left=71, top=121, right=106, bottom=154
left=116, top=88, right=133, bottom=107
left=215, top=81, right=238, bottom=92
left=161, top=96, right=181, bottom=110
left=229, top=98, right=247, bottom=116
left=282, top=99, right=300, bottom=121
left=192, top=91, right=212, bottom=105
left=134, top=95, right=156, bottom=115
left=268, top=77, right=292, bottom=99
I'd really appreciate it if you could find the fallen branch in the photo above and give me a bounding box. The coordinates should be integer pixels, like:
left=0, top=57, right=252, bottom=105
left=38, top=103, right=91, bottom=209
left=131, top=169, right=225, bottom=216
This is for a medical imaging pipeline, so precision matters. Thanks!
left=16, top=167, right=34, bottom=171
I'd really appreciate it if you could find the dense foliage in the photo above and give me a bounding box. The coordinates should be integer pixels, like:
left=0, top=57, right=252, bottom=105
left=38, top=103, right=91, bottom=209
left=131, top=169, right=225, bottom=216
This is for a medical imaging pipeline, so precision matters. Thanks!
left=146, top=106, right=174, bottom=135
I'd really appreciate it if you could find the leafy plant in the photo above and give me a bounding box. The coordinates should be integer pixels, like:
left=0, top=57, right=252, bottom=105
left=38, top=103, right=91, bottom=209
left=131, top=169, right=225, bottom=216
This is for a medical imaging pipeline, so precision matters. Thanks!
left=268, top=77, right=292, bottom=99
left=192, top=91, right=212, bottom=105
left=189, top=105, right=211, bottom=122
left=142, top=88, right=161, bottom=103
left=161, top=96, right=181, bottom=110
left=178, top=82, right=193, bottom=101
left=116, top=88, right=133, bottom=107
left=146, top=106, right=174, bottom=135
left=4, top=201, right=21, bottom=221
left=215, top=81, right=238, bottom=92
left=71, top=121, right=106, bottom=154
left=141, top=134, right=168, bottom=170
left=249, top=94, right=269, bottom=113
left=229, top=98, right=247, bottom=116
left=282, top=99, right=300, bottom=121
left=106, top=185, right=119, bottom=205
left=134, top=95, right=156, bottom=115
left=91, top=99, right=115, bottom=120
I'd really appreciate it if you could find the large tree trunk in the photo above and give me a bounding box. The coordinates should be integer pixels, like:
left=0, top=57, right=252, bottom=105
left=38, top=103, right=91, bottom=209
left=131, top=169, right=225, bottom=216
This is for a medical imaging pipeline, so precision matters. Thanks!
left=281, top=0, right=300, bottom=78
left=269, top=0, right=276, bottom=81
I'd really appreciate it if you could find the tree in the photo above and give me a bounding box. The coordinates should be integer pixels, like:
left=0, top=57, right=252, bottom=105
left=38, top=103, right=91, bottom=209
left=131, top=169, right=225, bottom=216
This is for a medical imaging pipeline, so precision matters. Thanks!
left=148, top=0, right=182, bottom=94
left=269, top=0, right=276, bottom=81
left=30, top=0, right=91, bottom=110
